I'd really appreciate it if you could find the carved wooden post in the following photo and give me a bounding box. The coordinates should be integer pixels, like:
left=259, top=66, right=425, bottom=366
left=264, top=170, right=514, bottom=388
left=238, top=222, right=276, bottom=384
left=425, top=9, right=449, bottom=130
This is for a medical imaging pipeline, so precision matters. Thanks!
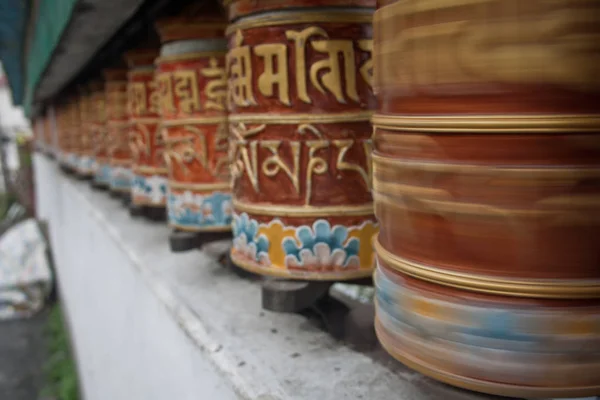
left=372, top=0, right=600, bottom=397
left=103, top=68, right=131, bottom=201
left=90, top=81, right=109, bottom=190
left=224, top=1, right=378, bottom=283
left=154, top=10, right=230, bottom=251
left=126, top=48, right=166, bottom=219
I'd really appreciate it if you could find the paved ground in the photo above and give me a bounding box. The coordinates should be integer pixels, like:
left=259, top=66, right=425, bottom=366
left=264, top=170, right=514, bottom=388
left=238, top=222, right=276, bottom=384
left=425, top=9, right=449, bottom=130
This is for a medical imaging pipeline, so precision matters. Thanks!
left=0, top=309, right=48, bottom=400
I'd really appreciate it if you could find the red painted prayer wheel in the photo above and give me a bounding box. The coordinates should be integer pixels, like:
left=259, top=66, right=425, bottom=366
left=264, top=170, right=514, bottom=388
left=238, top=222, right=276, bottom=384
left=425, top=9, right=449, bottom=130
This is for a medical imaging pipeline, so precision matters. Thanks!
left=75, top=87, right=94, bottom=178
left=372, top=0, right=600, bottom=397
left=155, top=13, right=231, bottom=232
left=103, top=68, right=131, bottom=194
left=44, top=107, right=55, bottom=156
left=89, top=81, right=109, bottom=187
left=33, top=117, right=44, bottom=152
left=225, top=1, right=378, bottom=280
left=126, top=48, right=166, bottom=209
left=62, top=98, right=80, bottom=171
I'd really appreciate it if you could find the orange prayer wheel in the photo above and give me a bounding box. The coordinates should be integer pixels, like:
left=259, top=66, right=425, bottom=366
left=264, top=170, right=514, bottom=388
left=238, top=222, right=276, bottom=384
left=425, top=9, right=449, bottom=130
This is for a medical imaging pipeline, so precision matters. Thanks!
left=126, top=48, right=166, bottom=210
left=61, top=97, right=80, bottom=171
left=154, top=12, right=231, bottom=235
left=44, top=106, right=55, bottom=156
left=75, top=87, right=95, bottom=178
left=225, top=1, right=378, bottom=280
left=33, top=116, right=44, bottom=152
left=372, top=0, right=600, bottom=397
left=89, top=81, right=109, bottom=188
left=103, top=68, right=131, bottom=195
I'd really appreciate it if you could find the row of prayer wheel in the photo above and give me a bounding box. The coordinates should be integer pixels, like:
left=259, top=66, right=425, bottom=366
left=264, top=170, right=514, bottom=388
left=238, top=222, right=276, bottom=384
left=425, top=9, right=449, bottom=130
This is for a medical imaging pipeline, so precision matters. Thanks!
left=32, top=0, right=600, bottom=397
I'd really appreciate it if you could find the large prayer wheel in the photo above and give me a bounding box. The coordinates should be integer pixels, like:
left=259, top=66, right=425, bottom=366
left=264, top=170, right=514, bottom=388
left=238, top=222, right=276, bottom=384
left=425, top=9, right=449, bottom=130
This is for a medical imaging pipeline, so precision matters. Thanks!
left=225, top=1, right=378, bottom=279
left=372, top=0, right=600, bottom=397
left=89, top=81, right=109, bottom=188
left=75, top=87, right=94, bottom=178
left=155, top=13, right=231, bottom=234
left=62, top=98, right=80, bottom=172
left=126, top=48, right=166, bottom=211
left=103, top=68, right=131, bottom=195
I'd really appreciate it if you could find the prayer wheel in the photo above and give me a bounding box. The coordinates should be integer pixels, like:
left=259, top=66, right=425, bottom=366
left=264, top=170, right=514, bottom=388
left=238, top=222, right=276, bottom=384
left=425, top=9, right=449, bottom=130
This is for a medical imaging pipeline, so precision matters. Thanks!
left=75, top=87, right=94, bottom=178
left=62, top=98, right=80, bottom=172
left=155, top=12, right=231, bottom=236
left=372, top=0, right=600, bottom=397
left=89, top=81, right=109, bottom=188
left=33, top=116, right=44, bottom=152
left=103, top=68, right=131, bottom=196
left=126, top=48, right=166, bottom=212
left=225, top=0, right=378, bottom=279
left=44, top=107, right=55, bottom=156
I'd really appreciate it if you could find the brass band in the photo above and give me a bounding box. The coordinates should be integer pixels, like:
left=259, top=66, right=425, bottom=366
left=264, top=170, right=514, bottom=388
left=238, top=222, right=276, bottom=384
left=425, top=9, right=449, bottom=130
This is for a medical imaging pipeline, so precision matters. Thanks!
left=233, top=198, right=374, bottom=217
left=162, top=116, right=227, bottom=126
left=133, top=165, right=169, bottom=175
left=168, top=181, right=230, bottom=191
left=229, top=111, right=372, bottom=124
left=168, top=223, right=232, bottom=233
left=374, top=239, right=600, bottom=299
left=372, top=114, right=600, bottom=133
left=225, top=10, right=374, bottom=35
left=231, top=255, right=374, bottom=280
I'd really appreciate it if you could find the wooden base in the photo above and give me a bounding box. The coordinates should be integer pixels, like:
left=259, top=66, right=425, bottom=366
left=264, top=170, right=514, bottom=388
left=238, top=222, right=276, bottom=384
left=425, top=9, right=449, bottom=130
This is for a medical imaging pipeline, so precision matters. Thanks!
left=128, top=204, right=166, bottom=222
left=90, top=181, right=108, bottom=191
left=169, top=229, right=232, bottom=253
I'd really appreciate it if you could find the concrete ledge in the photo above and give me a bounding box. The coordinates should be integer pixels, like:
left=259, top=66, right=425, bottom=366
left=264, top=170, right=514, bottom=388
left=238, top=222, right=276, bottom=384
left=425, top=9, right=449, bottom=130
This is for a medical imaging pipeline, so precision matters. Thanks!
left=34, top=154, right=541, bottom=400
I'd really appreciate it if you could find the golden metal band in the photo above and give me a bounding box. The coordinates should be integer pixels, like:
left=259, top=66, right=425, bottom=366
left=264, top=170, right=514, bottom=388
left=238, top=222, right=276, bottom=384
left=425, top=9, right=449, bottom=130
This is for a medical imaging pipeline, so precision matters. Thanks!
left=233, top=198, right=374, bottom=217
left=225, top=11, right=374, bottom=35
left=156, top=51, right=227, bottom=64
left=374, top=188, right=600, bottom=221
left=231, top=253, right=373, bottom=280
left=229, top=111, right=372, bottom=124
left=132, top=199, right=165, bottom=207
left=162, top=116, right=227, bottom=126
left=168, top=181, right=230, bottom=191
left=372, top=153, right=600, bottom=179
left=109, top=159, right=131, bottom=167
left=106, top=121, right=129, bottom=127
left=374, top=239, right=600, bottom=299
left=130, top=117, right=160, bottom=123
left=372, top=114, right=600, bottom=133
left=168, top=223, right=231, bottom=233
left=133, top=165, right=168, bottom=175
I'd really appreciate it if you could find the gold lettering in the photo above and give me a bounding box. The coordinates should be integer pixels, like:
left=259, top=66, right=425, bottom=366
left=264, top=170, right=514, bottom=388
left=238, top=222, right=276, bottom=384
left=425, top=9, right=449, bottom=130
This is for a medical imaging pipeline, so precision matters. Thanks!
left=212, top=123, right=230, bottom=178
left=173, top=71, right=201, bottom=114
left=285, top=27, right=328, bottom=104
left=131, top=83, right=147, bottom=116
left=310, top=40, right=359, bottom=103
left=201, top=58, right=228, bottom=111
left=255, top=44, right=291, bottom=106
left=357, top=40, right=373, bottom=88
left=333, top=139, right=373, bottom=191
left=157, top=73, right=176, bottom=115
left=239, top=141, right=260, bottom=192
left=227, top=30, right=257, bottom=108
left=260, top=140, right=300, bottom=194
left=305, top=140, right=329, bottom=204
left=149, top=80, right=160, bottom=115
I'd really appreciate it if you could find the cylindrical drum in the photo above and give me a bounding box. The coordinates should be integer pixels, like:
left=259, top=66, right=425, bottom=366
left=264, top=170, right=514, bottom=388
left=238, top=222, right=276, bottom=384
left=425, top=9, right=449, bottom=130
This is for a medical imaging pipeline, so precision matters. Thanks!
left=44, top=107, right=56, bottom=157
left=372, top=0, right=600, bottom=397
left=33, top=116, right=44, bottom=152
left=126, top=49, right=166, bottom=210
left=104, top=68, right=131, bottom=195
left=75, top=88, right=94, bottom=178
left=89, top=81, right=109, bottom=187
left=64, top=98, right=80, bottom=171
left=155, top=16, right=230, bottom=233
left=225, top=2, right=378, bottom=279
